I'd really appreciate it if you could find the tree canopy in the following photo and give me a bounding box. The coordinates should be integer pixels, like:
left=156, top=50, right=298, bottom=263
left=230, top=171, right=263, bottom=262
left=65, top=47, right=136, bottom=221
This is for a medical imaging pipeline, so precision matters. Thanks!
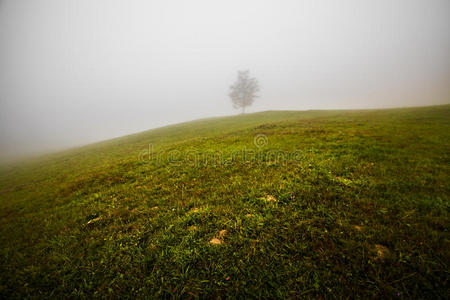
left=229, top=70, right=259, bottom=113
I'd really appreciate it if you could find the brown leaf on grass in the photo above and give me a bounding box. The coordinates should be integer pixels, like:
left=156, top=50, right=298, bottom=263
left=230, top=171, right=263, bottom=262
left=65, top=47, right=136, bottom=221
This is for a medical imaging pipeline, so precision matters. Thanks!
left=210, top=238, right=222, bottom=245
left=266, top=195, right=277, bottom=202
left=151, top=206, right=159, bottom=210
left=219, top=229, right=227, bottom=237
left=257, top=195, right=277, bottom=202
left=188, top=207, right=199, bottom=214
left=188, top=225, right=198, bottom=231
left=374, top=244, right=389, bottom=261
left=354, top=225, right=362, bottom=231
left=87, top=217, right=102, bottom=225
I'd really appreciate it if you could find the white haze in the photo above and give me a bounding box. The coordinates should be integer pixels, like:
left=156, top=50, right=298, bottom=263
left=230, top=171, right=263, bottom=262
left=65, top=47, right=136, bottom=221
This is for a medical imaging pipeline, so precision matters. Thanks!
left=0, top=0, right=449, bottom=159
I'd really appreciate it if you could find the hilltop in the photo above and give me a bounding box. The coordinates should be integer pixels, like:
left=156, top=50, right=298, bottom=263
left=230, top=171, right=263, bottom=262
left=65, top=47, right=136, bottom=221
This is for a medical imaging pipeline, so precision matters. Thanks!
left=0, top=105, right=449, bottom=298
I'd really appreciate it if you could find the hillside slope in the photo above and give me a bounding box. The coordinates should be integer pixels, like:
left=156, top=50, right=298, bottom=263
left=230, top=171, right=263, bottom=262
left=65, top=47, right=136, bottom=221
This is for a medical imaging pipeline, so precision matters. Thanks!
left=1, top=105, right=449, bottom=298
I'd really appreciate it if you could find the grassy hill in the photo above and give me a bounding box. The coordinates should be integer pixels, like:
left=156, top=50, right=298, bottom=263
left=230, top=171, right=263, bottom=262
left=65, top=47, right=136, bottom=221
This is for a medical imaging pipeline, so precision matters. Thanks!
left=0, top=105, right=449, bottom=298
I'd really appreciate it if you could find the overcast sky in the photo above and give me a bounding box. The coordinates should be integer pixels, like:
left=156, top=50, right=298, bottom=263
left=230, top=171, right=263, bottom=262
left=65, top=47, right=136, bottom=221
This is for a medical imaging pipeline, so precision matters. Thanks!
left=0, top=0, right=449, bottom=159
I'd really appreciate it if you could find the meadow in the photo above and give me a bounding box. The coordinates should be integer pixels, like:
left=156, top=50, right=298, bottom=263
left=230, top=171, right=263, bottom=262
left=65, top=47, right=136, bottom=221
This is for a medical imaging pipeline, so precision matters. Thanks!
left=0, top=105, right=449, bottom=298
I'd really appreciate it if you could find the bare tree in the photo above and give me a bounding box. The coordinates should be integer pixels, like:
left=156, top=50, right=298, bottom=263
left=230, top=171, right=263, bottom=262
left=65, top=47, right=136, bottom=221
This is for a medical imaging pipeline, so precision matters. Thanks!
left=229, top=70, right=259, bottom=114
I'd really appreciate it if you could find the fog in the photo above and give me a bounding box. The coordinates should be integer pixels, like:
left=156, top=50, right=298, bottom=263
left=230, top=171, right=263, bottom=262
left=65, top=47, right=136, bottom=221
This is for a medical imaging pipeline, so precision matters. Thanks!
left=1, top=0, right=449, bottom=159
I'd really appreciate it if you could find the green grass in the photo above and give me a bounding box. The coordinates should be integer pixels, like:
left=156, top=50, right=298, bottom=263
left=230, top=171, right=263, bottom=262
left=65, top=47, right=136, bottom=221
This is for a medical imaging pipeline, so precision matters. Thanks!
left=0, top=105, right=449, bottom=298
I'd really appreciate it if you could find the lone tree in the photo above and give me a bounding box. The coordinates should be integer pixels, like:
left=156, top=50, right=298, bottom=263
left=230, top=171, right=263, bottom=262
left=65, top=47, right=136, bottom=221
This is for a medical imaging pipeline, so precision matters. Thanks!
left=229, top=70, right=259, bottom=114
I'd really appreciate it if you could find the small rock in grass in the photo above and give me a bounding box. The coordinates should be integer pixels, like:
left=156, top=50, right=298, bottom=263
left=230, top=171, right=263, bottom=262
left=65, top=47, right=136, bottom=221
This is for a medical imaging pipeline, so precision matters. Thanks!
left=210, top=238, right=222, bottom=245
